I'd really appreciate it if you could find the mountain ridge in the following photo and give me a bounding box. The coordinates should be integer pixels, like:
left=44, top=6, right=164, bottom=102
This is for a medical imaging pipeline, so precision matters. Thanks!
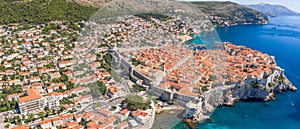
left=0, top=0, right=268, bottom=26
left=245, top=3, right=300, bottom=17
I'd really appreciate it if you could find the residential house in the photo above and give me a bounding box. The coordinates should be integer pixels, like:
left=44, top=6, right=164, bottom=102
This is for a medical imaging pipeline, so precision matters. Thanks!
left=40, top=119, right=53, bottom=129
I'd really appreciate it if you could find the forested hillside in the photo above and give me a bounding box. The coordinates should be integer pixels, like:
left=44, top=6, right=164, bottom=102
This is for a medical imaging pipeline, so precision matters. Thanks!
left=0, top=0, right=97, bottom=24
left=0, top=0, right=268, bottom=26
left=191, top=2, right=268, bottom=26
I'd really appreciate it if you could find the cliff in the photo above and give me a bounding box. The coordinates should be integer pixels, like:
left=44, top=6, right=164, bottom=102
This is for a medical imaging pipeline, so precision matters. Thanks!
left=188, top=70, right=297, bottom=123
left=184, top=43, right=297, bottom=123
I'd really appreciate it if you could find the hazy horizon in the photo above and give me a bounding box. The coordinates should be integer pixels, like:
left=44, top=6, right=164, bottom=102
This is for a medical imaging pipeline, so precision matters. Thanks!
left=176, top=0, right=300, bottom=13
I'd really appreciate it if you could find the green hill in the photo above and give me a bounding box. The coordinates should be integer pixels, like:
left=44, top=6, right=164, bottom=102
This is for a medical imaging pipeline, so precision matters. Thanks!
left=0, top=0, right=97, bottom=24
left=190, top=2, right=268, bottom=26
left=0, top=0, right=268, bottom=26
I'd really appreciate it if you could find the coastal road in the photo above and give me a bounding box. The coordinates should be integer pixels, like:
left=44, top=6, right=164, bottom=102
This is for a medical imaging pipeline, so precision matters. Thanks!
left=117, top=46, right=158, bottom=52
left=77, top=94, right=129, bottom=113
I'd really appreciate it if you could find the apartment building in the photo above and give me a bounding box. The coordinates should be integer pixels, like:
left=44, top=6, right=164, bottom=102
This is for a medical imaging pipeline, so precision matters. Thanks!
left=17, top=88, right=44, bottom=114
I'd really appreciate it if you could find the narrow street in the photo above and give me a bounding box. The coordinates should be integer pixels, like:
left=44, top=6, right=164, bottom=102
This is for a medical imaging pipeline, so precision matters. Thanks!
left=0, top=114, right=4, bottom=128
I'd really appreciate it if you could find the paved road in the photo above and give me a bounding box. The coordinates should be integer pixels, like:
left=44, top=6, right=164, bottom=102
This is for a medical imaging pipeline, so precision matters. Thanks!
left=0, top=114, right=4, bottom=129
left=28, top=110, right=70, bottom=127
left=117, top=46, right=158, bottom=52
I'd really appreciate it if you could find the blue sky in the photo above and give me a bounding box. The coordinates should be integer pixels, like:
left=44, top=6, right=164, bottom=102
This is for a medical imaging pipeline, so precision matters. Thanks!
left=177, top=0, right=300, bottom=13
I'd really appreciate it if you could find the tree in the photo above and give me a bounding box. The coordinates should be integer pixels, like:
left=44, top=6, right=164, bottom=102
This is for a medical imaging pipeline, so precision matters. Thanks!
left=4, top=117, right=9, bottom=123
left=0, top=0, right=98, bottom=24
left=103, top=54, right=112, bottom=64
left=268, top=82, right=275, bottom=87
left=21, top=114, right=26, bottom=121
left=134, top=13, right=171, bottom=21
left=59, top=75, right=68, bottom=82
left=77, top=103, right=82, bottom=109
left=58, top=86, right=63, bottom=92
left=2, top=75, right=8, bottom=81
left=79, top=118, right=87, bottom=126
left=0, top=65, right=5, bottom=71
left=132, top=84, right=144, bottom=92
left=125, top=94, right=151, bottom=111
left=111, top=105, right=117, bottom=111
left=167, top=100, right=177, bottom=105
left=130, top=58, right=141, bottom=66
left=66, top=82, right=75, bottom=90
left=28, top=113, right=34, bottom=121
left=5, top=123, right=9, bottom=128
left=201, top=86, right=209, bottom=91
left=38, top=111, right=45, bottom=119
left=36, top=126, right=43, bottom=129
left=14, top=116, right=21, bottom=122
left=90, top=81, right=107, bottom=97
left=44, top=106, right=50, bottom=111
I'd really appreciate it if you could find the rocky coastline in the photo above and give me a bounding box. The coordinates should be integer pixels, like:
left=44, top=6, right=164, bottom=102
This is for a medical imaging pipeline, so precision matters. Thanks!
left=185, top=72, right=297, bottom=127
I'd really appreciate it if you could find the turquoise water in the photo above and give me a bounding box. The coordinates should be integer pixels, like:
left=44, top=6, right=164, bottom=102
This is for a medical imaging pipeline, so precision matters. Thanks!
left=173, top=16, right=300, bottom=129
left=152, top=110, right=184, bottom=129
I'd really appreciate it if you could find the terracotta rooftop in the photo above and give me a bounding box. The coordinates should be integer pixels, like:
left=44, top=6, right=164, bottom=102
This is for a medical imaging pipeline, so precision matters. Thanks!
left=132, top=110, right=148, bottom=117
left=11, top=124, right=28, bottom=129
left=18, top=89, right=41, bottom=103
left=119, top=108, right=130, bottom=115
left=40, top=119, right=51, bottom=125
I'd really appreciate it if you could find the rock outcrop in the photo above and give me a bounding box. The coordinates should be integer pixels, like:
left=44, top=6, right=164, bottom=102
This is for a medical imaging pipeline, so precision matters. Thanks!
left=187, top=73, right=297, bottom=123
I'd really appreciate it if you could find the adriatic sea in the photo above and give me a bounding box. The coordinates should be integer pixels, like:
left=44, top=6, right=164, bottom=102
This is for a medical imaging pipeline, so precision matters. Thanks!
left=173, top=16, right=300, bottom=129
